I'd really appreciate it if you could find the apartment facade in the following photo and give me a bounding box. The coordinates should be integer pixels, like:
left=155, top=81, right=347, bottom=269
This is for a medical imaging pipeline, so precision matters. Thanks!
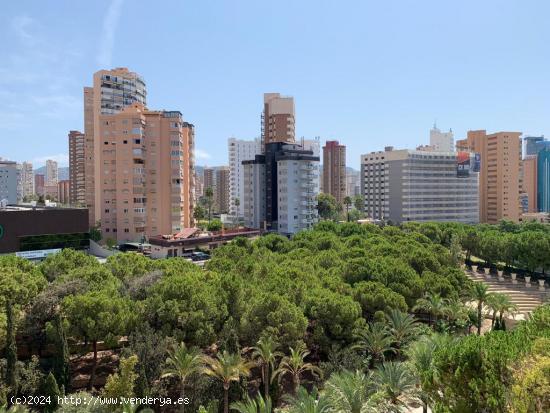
left=215, top=167, right=230, bottom=214
left=18, top=162, right=34, bottom=200
left=0, top=160, right=18, bottom=204
left=97, top=104, right=194, bottom=243
left=228, top=137, right=262, bottom=217
left=34, top=174, right=45, bottom=197
left=538, top=149, right=550, bottom=212
left=69, top=130, right=86, bottom=206
left=58, top=180, right=70, bottom=204
left=523, top=155, right=538, bottom=213
left=262, top=93, right=295, bottom=145
left=322, top=140, right=346, bottom=204
left=45, top=159, right=58, bottom=186
left=203, top=168, right=214, bottom=195
left=360, top=147, right=479, bottom=223
left=242, top=158, right=266, bottom=229
left=456, top=130, right=522, bottom=223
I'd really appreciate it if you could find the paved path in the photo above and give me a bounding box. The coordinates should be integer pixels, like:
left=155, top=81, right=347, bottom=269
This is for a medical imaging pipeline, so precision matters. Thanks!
left=465, top=268, right=549, bottom=318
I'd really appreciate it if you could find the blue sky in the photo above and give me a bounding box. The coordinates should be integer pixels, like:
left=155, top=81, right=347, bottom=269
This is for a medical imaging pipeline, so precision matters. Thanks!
left=1, top=0, right=549, bottom=169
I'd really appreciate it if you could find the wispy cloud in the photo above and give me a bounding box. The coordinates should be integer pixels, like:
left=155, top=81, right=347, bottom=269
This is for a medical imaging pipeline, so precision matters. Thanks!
left=97, top=0, right=124, bottom=68
left=195, top=149, right=212, bottom=160
left=11, top=15, right=34, bottom=43
left=33, top=154, right=69, bottom=167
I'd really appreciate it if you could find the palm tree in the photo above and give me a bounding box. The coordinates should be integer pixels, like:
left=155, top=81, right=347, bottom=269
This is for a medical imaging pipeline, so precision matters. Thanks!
left=283, top=387, right=331, bottom=413
left=324, top=370, right=374, bottom=413
left=353, top=322, right=395, bottom=368
left=405, top=337, right=438, bottom=413
left=161, top=342, right=203, bottom=412
left=469, top=282, right=490, bottom=335
left=202, top=351, right=253, bottom=413
left=372, top=362, right=418, bottom=411
left=251, top=336, right=282, bottom=398
left=443, top=299, right=469, bottom=332
left=412, top=293, right=449, bottom=327
left=385, top=309, right=419, bottom=355
left=486, top=293, right=518, bottom=330
left=272, top=344, right=323, bottom=395
left=231, top=393, right=272, bottom=413
left=343, top=196, right=353, bottom=222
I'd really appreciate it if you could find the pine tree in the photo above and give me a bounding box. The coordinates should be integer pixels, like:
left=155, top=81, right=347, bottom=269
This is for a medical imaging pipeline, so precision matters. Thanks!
left=5, top=300, right=18, bottom=398
left=40, top=372, right=60, bottom=413
left=52, top=313, right=70, bottom=393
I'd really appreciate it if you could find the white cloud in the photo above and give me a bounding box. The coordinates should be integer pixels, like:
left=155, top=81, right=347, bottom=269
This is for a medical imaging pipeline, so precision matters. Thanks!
left=33, top=154, right=69, bottom=167
left=195, top=149, right=212, bottom=160
left=97, top=0, right=124, bottom=68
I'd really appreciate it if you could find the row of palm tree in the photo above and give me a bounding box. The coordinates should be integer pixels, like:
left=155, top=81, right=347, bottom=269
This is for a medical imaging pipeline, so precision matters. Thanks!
left=162, top=339, right=322, bottom=413
left=468, top=283, right=518, bottom=334
left=232, top=361, right=422, bottom=413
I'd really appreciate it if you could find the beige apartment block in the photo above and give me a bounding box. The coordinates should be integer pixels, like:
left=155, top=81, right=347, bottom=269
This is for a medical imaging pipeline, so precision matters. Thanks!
left=322, top=140, right=346, bottom=204
left=81, top=68, right=194, bottom=242
left=262, top=93, right=295, bottom=145
left=456, top=130, right=522, bottom=223
left=97, top=104, right=194, bottom=243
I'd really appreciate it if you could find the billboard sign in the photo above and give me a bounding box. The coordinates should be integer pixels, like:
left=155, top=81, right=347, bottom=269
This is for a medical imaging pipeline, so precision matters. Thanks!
left=457, top=151, right=471, bottom=177
left=472, top=153, right=481, bottom=172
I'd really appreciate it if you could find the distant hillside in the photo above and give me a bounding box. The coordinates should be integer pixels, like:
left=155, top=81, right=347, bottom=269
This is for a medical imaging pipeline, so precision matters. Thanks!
left=34, top=166, right=69, bottom=181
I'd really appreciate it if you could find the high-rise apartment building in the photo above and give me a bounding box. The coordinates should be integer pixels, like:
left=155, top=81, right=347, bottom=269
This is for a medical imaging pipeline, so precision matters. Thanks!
left=243, top=94, right=319, bottom=234
left=0, top=160, right=18, bottom=204
left=243, top=142, right=319, bottom=234
left=262, top=93, right=295, bottom=145
left=45, top=159, right=58, bottom=186
left=523, top=155, right=538, bottom=213
left=34, top=174, right=45, bottom=197
left=80, top=68, right=194, bottom=242
left=83, top=67, right=147, bottom=226
left=69, top=130, right=86, bottom=206
left=322, top=140, right=346, bottom=204
left=17, top=162, right=34, bottom=201
left=538, top=148, right=550, bottom=212
left=430, top=124, right=454, bottom=152
left=203, top=168, right=214, bottom=195
left=228, top=137, right=262, bottom=217
left=96, top=104, right=194, bottom=243
left=456, top=130, right=522, bottom=223
left=215, top=167, right=230, bottom=214
left=360, top=147, right=479, bottom=223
